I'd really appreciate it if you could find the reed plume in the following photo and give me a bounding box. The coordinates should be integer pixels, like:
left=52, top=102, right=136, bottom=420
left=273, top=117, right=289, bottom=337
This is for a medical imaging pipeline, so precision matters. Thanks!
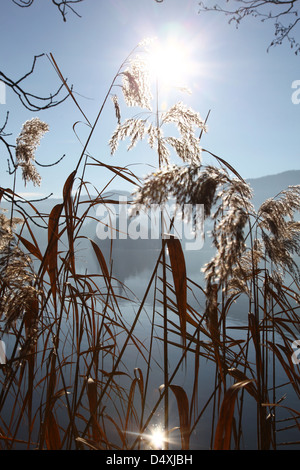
left=15, top=117, right=49, bottom=186
left=0, top=211, right=38, bottom=330
left=258, top=185, right=300, bottom=281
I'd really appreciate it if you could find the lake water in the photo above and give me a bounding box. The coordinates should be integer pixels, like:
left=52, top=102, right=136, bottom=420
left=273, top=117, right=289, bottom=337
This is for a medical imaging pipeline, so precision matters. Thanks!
left=92, top=262, right=300, bottom=450
left=1, top=215, right=299, bottom=450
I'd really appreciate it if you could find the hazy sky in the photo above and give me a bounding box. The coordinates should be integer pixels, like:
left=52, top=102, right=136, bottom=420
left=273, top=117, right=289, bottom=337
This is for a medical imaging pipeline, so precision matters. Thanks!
left=1, top=0, right=299, bottom=199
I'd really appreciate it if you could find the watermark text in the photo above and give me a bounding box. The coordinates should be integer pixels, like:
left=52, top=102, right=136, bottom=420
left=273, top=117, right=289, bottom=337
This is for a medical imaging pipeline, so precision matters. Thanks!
left=96, top=197, right=204, bottom=251
left=291, top=80, right=300, bottom=104
left=291, top=339, right=300, bottom=365
left=0, top=340, right=6, bottom=365
left=0, top=81, right=6, bottom=105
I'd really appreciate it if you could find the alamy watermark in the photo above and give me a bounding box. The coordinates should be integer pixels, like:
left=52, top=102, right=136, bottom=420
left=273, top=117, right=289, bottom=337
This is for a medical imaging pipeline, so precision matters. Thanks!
left=0, top=340, right=6, bottom=365
left=0, top=80, right=6, bottom=105
left=291, top=339, right=300, bottom=365
left=96, top=197, right=205, bottom=251
left=291, top=80, right=300, bottom=104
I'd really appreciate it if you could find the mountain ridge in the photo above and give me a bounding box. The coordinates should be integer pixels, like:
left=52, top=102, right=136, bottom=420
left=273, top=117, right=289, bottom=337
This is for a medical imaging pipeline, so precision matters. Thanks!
left=2, top=169, right=300, bottom=215
left=246, top=169, right=300, bottom=208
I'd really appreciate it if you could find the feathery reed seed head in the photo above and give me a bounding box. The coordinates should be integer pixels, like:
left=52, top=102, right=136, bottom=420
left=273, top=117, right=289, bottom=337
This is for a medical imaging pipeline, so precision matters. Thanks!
left=15, top=117, right=49, bottom=186
left=0, top=211, right=38, bottom=329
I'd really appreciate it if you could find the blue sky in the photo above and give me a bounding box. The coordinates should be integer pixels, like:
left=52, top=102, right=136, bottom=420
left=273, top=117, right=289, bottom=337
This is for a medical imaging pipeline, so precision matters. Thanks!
left=1, top=0, right=299, bottom=199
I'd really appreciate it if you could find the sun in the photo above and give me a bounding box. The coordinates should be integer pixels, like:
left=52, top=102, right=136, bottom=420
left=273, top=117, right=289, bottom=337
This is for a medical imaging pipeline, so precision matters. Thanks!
left=149, top=427, right=166, bottom=450
left=140, top=424, right=166, bottom=449
left=146, top=37, right=194, bottom=88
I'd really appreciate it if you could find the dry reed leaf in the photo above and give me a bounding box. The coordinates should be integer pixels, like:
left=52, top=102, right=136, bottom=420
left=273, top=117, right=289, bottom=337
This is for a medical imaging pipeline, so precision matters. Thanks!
left=20, top=205, right=47, bottom=254
left=134, top=367, right=144, bottom=400
left=90, top=240, right=110, bottom=279
left=166, top=237, right=187, bottom=346
left=170, top=384, right=190, bottom=450
left=86, top=377, right=102, bottom=443
left=103, top=414, right=127, bottom=448
left=227, top=368, right=258, bottom=400
left=18, top=235, right=43, bottom=262
left=46, top=203, right=63, bottom=307
left=248, top=313, right=263, bottom=378
left=125, top=377, right=139, bottom=432
left=87, top=378, right=98, bottom=415
left=213, top=380, right=252, bottom=450
left=90, top=239, right=118, bottom=304
left=163, top=287, right=199, bottom=329
left=206, top=284, right=226, bottom=385
left=75, top=437, right=99, bottom=450
left=49, top=53, right=91, bottom=126
left=42, top=349, right=59, bottom=450
left=202, top=148, right=246, bottom=183
left=45, top=410, right=61, bottom=450
left=87, top=158, right=140, bottom=186
left=63, top=171, right=76, bottom=275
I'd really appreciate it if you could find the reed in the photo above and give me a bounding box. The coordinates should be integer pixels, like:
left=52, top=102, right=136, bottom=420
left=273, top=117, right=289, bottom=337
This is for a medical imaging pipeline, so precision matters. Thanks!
left=0, top=39, right=299, bottom=450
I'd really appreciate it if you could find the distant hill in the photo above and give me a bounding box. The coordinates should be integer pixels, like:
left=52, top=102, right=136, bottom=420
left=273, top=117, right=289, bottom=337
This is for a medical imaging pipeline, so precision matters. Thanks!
left=247, top=170, right=300, bottom=209
left=2, top=170, right=299, bottom=216
left=1, top=170, right=300, bottom=286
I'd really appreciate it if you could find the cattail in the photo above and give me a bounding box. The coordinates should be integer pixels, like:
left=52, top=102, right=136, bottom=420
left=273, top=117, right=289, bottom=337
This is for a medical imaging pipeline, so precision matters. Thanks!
left=15, top=117, right=49, bottom=186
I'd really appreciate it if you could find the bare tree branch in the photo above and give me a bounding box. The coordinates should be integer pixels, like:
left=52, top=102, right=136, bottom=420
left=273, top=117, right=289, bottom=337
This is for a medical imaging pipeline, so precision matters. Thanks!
left=198, top=0, right=300, bottom=54
left=0, top=1, right=86, bottom=177
left=11, top=0, right=86, bottom=22
left=0, top=54, right=70, bottom=112
left=0, top=54, right=72, bottom=176
left=0, top=113, right=16, bottom=172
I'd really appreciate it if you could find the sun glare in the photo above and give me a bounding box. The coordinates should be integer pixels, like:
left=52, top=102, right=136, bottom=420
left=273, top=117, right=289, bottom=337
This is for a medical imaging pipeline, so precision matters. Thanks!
left=149, top=426, right=166, bottom=450
left=146, top=38, right=193, bottom=87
